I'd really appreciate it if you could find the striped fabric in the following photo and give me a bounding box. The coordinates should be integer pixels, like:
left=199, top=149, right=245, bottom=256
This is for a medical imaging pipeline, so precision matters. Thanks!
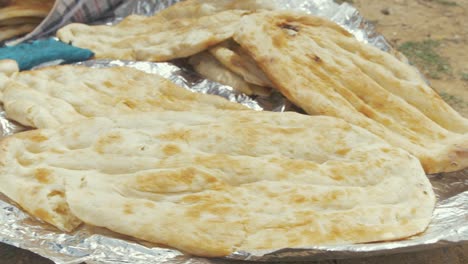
left=12, top=0, right=123, bottom=44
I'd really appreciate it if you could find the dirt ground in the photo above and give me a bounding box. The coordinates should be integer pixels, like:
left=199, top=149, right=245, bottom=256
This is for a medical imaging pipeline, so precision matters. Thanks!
left=0, top=0, right=467, bottom=263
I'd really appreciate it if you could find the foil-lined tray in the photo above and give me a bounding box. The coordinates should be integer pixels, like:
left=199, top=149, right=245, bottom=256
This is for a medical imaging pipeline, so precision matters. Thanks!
left=0, top=0, right=467, bottom=263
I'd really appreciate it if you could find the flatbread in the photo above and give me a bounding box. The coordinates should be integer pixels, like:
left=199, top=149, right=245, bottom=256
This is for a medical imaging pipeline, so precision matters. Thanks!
left=0, top=17, right=43, bottom=26
left=234, top=11, right=468, bottom=173
left=57, top=10, right=246, bottom=61
left=0, top=59, right=18, bottom=99
left=0, top=0, right=53, bottom=21
left=0, top=59, right=18, bottom=78
left=56, top=0, right=279, bottom=61
left=189, top=51, right=271, bottom=96
left=104, top=0, right=277, bottom=40
left=209, top=39, right=274, bottom=87
left=0, top=65, right=246, bottom=128
left=147, top=0, right=279, bottom=21
left=0, top=0, right=53, bottom=41
left=0, top=24, right=37, bottom=42
left=0, top=110, right=435, bottom=256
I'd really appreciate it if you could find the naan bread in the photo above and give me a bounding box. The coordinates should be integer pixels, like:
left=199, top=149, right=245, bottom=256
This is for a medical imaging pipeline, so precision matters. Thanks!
left=0, top=0, right=53, bottom=21
left=57, top=10, right=246, bottom=61
left=209, top=39, right=274, bottom=87
left=0, top=17, right=43, bottom=26
left=149, top=0, right=279, bottom=21
left=0, top=65, right=246, bottom=128
left=0, top=0, right=54, bottom=41
left=0, top=59, right=18, bottom=99
left=189, top=51, right=270, bottom=96
left=0, top=110, right=435, bottom=256
left=0, top=24, right=37, bottom=42
left=0, top=59, right=18, bottom=78
left=234, top=11, right=468, bottom=173
left=56, top=0, right=279, bottom=61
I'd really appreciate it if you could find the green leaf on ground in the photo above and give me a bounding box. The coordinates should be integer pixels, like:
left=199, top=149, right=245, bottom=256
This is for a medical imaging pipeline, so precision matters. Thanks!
left=439, top=92, right=468, bottom=109
left=398, top=40, right=451, bottom=79
left=461, top=72, right=468, bottom=81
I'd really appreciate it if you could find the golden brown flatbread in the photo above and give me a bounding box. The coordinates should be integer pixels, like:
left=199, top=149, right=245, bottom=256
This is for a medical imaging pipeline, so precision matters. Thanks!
left=0, top=65, right=246, bottom=129
left=0, top=24, right=37, bottom=42
left=0, top=110, right=435, bottom=256
left=0, top=0, right=54, bottom=41
left=146, top=0, right=279, bottom=21
left=209, top=39, right=274, bottom=87
left=0, top=0, right=53, bottom=21
left=189, top=51, right=271, bottom=96
left=0, top=17, right=42, bottom=26
left=56, top=0, right=279, bottom=61
left=57, top=10, right=246, bottom=61
left=234, top=11, right=468, bottom=173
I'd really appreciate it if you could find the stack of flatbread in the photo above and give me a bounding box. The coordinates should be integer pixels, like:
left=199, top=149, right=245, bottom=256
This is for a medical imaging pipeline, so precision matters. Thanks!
left=57, top=1, right=468, bottom=174
left=0, top=110, right=435, bottom=256
left=57, top=0, right=278, bottom=96
left=233, top=11, right=468, bottom=173
left=0, top=0, right=55, bottom=42
left=0, top=59, right=437, bottom=257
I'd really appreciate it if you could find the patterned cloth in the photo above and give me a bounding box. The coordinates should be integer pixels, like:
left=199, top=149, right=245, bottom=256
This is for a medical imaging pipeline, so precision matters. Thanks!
left=11, top=0, right=123, bottom=44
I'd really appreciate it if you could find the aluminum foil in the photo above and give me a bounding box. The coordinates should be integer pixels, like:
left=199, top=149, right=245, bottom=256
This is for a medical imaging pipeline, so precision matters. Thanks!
left=0, top=0, right=467, bottom=263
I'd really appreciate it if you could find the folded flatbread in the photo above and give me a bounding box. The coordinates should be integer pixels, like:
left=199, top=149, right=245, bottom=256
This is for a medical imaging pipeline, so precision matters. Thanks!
left=148, top=0, right=279, bottom=21
left=0, top=17, right=43, bottom=26
left=0, top=0, right=54, bottom=41
left=0, top=0, right=53, bottom=21
left=56, top=0, right=278, bottom=61
left=209, top=39, right=274, bottom=87
left=0, top=110, right=435, bottom=256
left=58, top=10, right=246, bottom=61
left=234, top=11, right=468, bottom=173
left=0, top=65, right=246, bottom=128
left=189, top=51, right=270, bottom=96
left=0, top=24, right=37, bottom=42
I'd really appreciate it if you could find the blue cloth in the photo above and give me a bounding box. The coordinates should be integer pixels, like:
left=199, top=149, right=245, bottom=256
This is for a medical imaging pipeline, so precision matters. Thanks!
left=0, top=38, right=94, bottom=70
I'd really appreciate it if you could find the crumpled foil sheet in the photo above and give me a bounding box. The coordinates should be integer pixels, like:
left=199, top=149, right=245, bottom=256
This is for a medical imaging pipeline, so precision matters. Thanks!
left=0, top=0, right=467, bottom=263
